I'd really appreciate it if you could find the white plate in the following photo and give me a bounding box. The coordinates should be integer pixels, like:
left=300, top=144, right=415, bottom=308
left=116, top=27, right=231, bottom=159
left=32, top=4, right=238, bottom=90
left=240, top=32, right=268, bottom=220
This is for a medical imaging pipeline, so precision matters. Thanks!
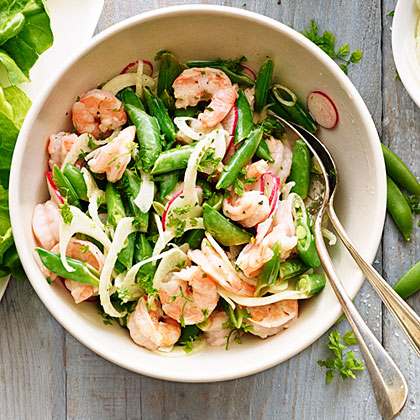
left=10, top=5, right=386, bottom=382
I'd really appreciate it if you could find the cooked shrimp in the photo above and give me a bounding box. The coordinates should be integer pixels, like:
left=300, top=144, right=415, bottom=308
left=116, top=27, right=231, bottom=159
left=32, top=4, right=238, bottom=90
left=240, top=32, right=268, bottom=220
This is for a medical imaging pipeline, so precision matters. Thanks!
left=189, top=240, right=255, bottom=296
left=127, top=297, right=181, bottom=350
left=88, top=126, right=135, bottom=182
left=41, top=238, right=104, bottom=303
left=204, top=310, right=238, bottom=347
left=32, top=200, right=60, bottom=250
left=159, top=266, right=218, bottom=325
left=236, top=195, right=297, bottom=277
left=245, top=300, right=298, bottom=338
left=173, top=67, right=237, bottom=127
left=72, top=89, right=127, bottom=139
left=246, top=159, right=268, bottom=179
left=265, top=137, right=293, bottom=188
left=223, top=190, right=270, bottom=228
left=47, top=132, right=78, bottom=170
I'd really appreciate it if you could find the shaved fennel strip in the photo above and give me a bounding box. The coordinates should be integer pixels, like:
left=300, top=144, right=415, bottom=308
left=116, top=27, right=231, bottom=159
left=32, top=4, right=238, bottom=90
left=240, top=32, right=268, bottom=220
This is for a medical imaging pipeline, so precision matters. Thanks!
left=154, top=337, right=207, bottom=357
left=99, top=218, right=136, bottom=317
left=216, top=286, right=236, bottom=309
left=174, top=117, right=206, bottom=141
left=205, top=232, right=237, bottom=273
left=102, top=73, right=137, bottom=96
left=82, top=168, right=106, bottom=231
left=61, top=133, right=91, bottom=169
left=134, top=170, right=154, bottom=213
left=59, top=206, right=112, bottom=272
left=114, top=270, right=144, bottom=303
left=152, top=247, right=188, bottom=290
left=136, top=60, right=144, bottom=96
left=218, top=287, right=308, bottom=307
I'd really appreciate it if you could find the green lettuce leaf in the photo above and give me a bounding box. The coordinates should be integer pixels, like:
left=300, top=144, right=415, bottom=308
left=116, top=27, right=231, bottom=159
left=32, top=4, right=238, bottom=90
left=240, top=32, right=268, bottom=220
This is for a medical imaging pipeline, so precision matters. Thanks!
left=4, top=85, right=31, bottom=128
left=0, top=0, right=53, bottom=84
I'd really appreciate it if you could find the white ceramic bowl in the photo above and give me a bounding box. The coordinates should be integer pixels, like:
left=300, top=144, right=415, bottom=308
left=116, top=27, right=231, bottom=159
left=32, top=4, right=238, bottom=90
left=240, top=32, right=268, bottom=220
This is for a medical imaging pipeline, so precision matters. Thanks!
left=10, top=5, right=386, bottom=382
left=393, top=0, right=420, bottom=107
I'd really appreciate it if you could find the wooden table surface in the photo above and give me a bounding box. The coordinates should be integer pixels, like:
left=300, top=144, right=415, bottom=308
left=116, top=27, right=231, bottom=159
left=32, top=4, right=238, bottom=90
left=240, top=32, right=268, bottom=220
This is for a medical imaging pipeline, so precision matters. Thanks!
left=1, top=0, right=420, bottom=419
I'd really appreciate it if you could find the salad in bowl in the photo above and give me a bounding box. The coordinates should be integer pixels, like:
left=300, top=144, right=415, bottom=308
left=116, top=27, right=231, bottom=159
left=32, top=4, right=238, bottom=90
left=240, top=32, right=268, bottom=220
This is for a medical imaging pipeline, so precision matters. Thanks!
left=32, top=52, right=328, bottom=355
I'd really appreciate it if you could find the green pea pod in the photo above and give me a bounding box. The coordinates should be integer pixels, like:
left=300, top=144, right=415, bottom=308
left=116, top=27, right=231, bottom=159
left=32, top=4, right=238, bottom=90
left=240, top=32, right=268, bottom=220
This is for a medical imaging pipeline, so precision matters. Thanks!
left=0, top=13, right=25, bottom=46
left=52, top=165, right=81, bottom=209
left=206, top=192, right=223, bottom=211
left=255, top=139, right=275, bottom=163
left=255, top=58, right=274, bottom=112
left=235, top=90, right=254, bottom=144
left=279, top=259, right=309, bottom=281
left=394, top=260, right=420, bottom=299
left=296, top=273, right=326, bottom=296
left=203, top=203, right=251, bottom=246
left=196, top=177, right=213, bottom=200
left=288, top=139, right=310, bottom=199
left=220, top=298, right=243, bottom=329
left=119, top=170, right=149, bottom=232
left=143, top=86, right=176, bottom=147
left=157, top=52, right=181, bottom=97
left=387, top=176, right=413, bottom=241
left=125, top=104, right=162, bottom=170
left=63, top=163, right=88, bottom=201
left=151, top=144, right=195, bottom=175
left=292, top=195, right=320, bottom=268
left=186, top=61, right=255, bottom=86
left=182, top=229, right=205, bottom=249
left=256, top=242, right=281, bottom=296
left=160, top=89, right=176, bottom=113
left=216, top=127, right=263, bottom=190
left=116, top=232, right=136, bottom=272
left=135, top=234, right=156, bottom=280
left=159, top=171, right=179, bottom=198
left=35, top=248, right=100, bottom=287
left=271, top=85, right=318, bottom=133
left=174, top=106, right=200, bottom=118
left=382, top=144, right=420, bottom=197
left=268, top=92, right=290, bottom=120
left=106, top=182, right=126, bottom=227
left=121, top=87, right=145, bottom=111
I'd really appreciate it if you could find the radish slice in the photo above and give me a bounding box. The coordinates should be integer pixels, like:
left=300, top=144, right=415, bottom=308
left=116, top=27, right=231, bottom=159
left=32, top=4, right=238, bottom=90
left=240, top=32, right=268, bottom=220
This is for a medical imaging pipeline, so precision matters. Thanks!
left=260, top=172, right=280, bottom=218
left=239, top=63, right=257, bottom=80
left=162, top=186, right=203, bottom=230
left=221, top=104, right=238, bottom=138
left=120, top=59, right=153, bottom=76
left=46, top=171, right=64, bottom=205
left=307, top=91, right=339, bottom=129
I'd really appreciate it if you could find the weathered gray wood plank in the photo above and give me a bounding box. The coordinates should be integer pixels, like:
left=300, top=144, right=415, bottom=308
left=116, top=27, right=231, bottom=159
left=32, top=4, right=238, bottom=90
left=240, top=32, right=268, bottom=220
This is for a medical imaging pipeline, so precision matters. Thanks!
left=0, top=279, right=66, bottom=420
left=382, top=1, right=420, bottom=419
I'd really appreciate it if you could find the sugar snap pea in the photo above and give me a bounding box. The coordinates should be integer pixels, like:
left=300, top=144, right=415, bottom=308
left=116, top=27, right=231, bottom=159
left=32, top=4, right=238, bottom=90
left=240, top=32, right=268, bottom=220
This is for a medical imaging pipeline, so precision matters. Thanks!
left=121, top=87, right=145, bottom=111
left=279, top=258, right=309, bottom=280
left=255, top=138, right=275, bottom=163
left=292, top=194, right=320, bottom=268
left=106, top=182, right=126, bottom=227
left=143, top=86, right=176, bottom=147
left=216, top=127, right=263, bottom=190
left=135, top=234, right=156, bottom=281
left=203, top=203, right=251, bottom=246
left=206, top=192, right=223, bottom=211
left=115, top=232, right=136, bottom=273
left=174, top=107, right=200, bottom=118
left=382, top=144, right=420, bottom=197
left=255, top=58, right=274, bottom=112
left=256, top=242, right=281, bottom=296
left=235, top=90, right=254, bottom=144
left=181, top=229, right=205, bottom=249
left=157, top=52, right=181, bottom=97
left=151, top=144, right=195, bottom=175
left=52, top=165, right=81, bottom=208
left=271, top=84, right=318, bottom=133
left=186, top=60, right=255, bottom=86
left=63, top=163, right=88, bottom=201
left=288, top=139, right=310, bottom=199
left=159, top=171, right=179, bottom=199
left=386, top=176, right=413, bottom=241
left=35, top=248, right=100, bottom=286
left=124, top=104, right=162, bottom=170
left=394, top=260, right=420, bottom=299
left=296, top=273, right=326, bottom=296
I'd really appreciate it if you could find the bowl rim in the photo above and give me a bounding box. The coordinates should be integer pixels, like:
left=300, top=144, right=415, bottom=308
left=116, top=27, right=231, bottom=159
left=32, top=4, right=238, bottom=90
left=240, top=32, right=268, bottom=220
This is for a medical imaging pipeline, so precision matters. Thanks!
left=392, top=0, right=420, bottom=108
left=10, top=4, right=386, bottom=382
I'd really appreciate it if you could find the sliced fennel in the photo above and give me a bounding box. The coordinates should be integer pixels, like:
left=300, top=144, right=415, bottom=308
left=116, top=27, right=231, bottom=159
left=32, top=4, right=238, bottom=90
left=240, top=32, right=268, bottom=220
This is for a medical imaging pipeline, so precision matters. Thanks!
left=81, top=168, right=106, bottom=231
left=61, top=133, right=91, bottom=169
left=134, top=169, right=154, bottom=213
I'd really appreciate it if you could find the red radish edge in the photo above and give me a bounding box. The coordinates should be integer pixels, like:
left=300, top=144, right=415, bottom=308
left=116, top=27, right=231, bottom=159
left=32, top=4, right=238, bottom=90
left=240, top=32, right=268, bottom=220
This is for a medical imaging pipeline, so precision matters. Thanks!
left=120, top=59, right=154, bottom=76
left=239, top=63, right=257, bottom=80
left=306, top=91, right=339, bottom=129
left=260, top=172, right=280, bottom=217
left=221, top=104, right=238, bottom=137
left=162, top=186, right=203, bottom=230
left=46, top=171, right=64, bottom=204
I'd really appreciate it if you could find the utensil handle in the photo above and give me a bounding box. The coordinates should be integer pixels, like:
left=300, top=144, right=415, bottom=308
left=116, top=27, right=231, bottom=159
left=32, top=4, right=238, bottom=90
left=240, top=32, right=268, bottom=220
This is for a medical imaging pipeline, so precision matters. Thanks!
left=329, top=204, right=420, bottom=357
left=314, top=220, right=407, bottom=420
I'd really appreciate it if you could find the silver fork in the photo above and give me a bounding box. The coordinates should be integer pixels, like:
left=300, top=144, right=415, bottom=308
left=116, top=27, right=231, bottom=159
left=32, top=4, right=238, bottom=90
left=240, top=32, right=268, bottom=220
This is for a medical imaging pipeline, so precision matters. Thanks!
left=268, top=111, right=408, bottom=420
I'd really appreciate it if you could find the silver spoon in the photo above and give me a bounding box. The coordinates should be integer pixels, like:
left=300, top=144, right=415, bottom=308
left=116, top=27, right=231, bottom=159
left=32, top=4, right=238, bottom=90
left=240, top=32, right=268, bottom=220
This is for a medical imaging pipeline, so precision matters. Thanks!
left=268, top=111, right=407, bottom=420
